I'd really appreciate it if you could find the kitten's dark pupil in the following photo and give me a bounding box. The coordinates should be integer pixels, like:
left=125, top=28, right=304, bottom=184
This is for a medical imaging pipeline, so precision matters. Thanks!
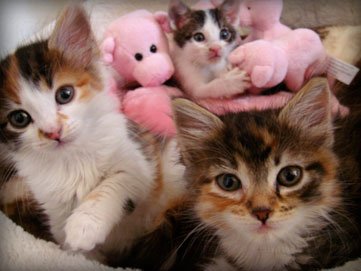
left=216, top=174, right=241, bottom=191
left=150, top=45, right=157, bottom=53
left=56, top=85, right=74, bottom=105
left=8, top=110, right=31, bottom=128
left=220, top=29, right=230, bottom=40
left=277, top=166, right=302, bottom=187
left=247, top=6, right=251, bottom=10
left=285, top=171, right=295, bottom=181
left=223, top=176, right=235, bottom=188
left=193, top=32, right=205, bottom=42
left=135, top=53, right=143, bottom=61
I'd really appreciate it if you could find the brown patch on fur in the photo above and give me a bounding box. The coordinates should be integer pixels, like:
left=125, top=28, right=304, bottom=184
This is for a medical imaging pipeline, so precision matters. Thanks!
left=55, top=69, right=103, bottom=97
left=137, top=130, right=164, bottom=197
left=4, top=56, right=21, bottom=103
left=78, top=87, right=94, bottom=101
left=57, top=112, right=68, bottom=121
left=38, top=129, right=45, bottom=140
left=86, top=192, right=102, bottom=201
left=150, top=196, right=188, bottom=232
left=198, top=184, right=243, bottom=217
left=0, top=178, right=53, bottom=242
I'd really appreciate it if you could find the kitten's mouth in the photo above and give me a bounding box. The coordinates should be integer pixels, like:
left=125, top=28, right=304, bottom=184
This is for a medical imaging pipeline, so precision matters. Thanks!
left=255, top=223, right=273, bottom=233
left=208, top=54, right=221, bottom=61
left=54, top=139, right=65, bottom=147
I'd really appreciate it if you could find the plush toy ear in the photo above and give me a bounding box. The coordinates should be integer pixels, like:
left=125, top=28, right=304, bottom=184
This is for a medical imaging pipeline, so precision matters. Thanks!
left=49, top=4, right=98, bottom=67
left=219, top=0, right=241, bottom=26
left=154, top=11, right=173, bottom=33
left=168, top=0, right=191, bottom=30
left=100, top=37, right=116, bottom=64
left=279, top=77, right=333, bottom=147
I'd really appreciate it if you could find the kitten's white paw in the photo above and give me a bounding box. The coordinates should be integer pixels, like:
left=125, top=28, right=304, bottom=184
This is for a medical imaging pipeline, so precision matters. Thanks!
left=64, top=211, right=108, bottom=251
left=222, top=68, right=251, bottom=96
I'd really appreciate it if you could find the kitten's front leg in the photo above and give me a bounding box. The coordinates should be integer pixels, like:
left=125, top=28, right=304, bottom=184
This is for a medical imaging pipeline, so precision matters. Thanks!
left=64, top=171, right=139, bottom=251
left=191, top=68, right=250, bottom=99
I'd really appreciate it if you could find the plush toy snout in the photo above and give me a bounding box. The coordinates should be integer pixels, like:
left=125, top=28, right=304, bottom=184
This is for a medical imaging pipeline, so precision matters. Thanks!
left=133, top=53, right=175, bottom=87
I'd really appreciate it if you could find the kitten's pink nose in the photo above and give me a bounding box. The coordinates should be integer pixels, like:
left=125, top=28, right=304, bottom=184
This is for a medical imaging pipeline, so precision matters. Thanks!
left=252, top=207, right=272, bottom=224
left=209, top=46, right=221, bottom=56
left=43, top=127, right=62, bottom=141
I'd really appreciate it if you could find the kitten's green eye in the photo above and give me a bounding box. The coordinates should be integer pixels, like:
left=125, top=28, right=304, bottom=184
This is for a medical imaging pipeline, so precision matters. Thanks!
left=216, top=174, right=242, bottom=191
left=277, top=166, right=303, bottom=187
left=56, top=85, right=75, bottom=105
left=220, top=29, right=231, bottom=40
left=193, top=32, right=205, bottom=42
left=8, top=110, right=32, bottom=129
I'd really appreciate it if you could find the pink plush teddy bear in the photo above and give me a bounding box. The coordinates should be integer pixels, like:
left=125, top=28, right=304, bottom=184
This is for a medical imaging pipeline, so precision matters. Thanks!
left=101, top=10, right=183, bottom=137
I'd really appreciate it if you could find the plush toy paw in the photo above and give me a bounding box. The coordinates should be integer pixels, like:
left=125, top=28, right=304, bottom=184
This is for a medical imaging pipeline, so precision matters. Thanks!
left=123, top=87, right=177, bottom=137
left=64, top=208, right=108, bottom=251
left=251, top=65, right=274, bottom=88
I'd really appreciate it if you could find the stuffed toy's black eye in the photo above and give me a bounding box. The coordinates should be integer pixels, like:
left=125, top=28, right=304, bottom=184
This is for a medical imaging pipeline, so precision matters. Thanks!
left=135, top=53, right=143, bottom=61
left=150, top=45, right=157, bottom=53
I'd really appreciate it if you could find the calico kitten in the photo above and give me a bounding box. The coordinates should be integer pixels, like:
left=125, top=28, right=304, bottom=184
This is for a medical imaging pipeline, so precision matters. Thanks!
left=168, top=0, right=250, bottom=101
left=0, top=4, right=185, bottom=263
left=172, top=77, right=361, bottom=270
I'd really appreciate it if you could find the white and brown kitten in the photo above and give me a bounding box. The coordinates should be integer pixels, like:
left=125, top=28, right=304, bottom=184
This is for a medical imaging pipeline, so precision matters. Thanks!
left=0, top=4, right=185, bottom=263
left=168, top=0, right=250, bottom=101
left=172, top=77, right=361, bottom=271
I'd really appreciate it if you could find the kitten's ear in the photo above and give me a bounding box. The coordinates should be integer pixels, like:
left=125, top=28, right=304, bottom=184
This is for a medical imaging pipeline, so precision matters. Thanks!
left=168, top=0, right=191, bottom=30
left=219, top=0, right=241, bottom=26
left=172, top=98, right=224, bottom=161
left=279, top=77, right=333, bottom=146
left=49, top=5, right=98, bottom=67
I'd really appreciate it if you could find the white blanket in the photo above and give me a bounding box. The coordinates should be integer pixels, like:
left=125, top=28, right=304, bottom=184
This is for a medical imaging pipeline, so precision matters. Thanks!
left=0, top=211, right=137, bottom=271
left=1, top=210, right=360, bottom=270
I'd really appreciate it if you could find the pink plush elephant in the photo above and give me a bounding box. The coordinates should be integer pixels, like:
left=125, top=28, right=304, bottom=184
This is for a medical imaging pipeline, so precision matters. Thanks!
left=238, top=0, right=291, bottom=43
left=101, top=10, right=182, bottom=137
left=231, top=0, right=328, bottom=92
left=228, top=0, right=348, bottom=116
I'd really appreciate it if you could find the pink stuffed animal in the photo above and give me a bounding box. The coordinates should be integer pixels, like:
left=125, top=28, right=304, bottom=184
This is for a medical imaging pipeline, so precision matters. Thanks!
left=230, top=0, right=328, bottom=92
left=227, top=0, right=348, bottom=116
left=239, top=0, right=290, bottom=43
left=229, top=28, right=328, bottom=92
left=101, top=10, right=182, bottom=137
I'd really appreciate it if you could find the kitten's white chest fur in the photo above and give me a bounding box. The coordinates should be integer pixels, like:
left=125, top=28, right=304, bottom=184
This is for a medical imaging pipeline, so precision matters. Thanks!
left=13, top=86, right=185, bottom=253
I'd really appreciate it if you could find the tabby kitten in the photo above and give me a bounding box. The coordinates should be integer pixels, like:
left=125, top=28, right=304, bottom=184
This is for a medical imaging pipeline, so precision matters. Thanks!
left=172, top=77, right=361, bottom=270
left=0, top=4, right=185, bottom=262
